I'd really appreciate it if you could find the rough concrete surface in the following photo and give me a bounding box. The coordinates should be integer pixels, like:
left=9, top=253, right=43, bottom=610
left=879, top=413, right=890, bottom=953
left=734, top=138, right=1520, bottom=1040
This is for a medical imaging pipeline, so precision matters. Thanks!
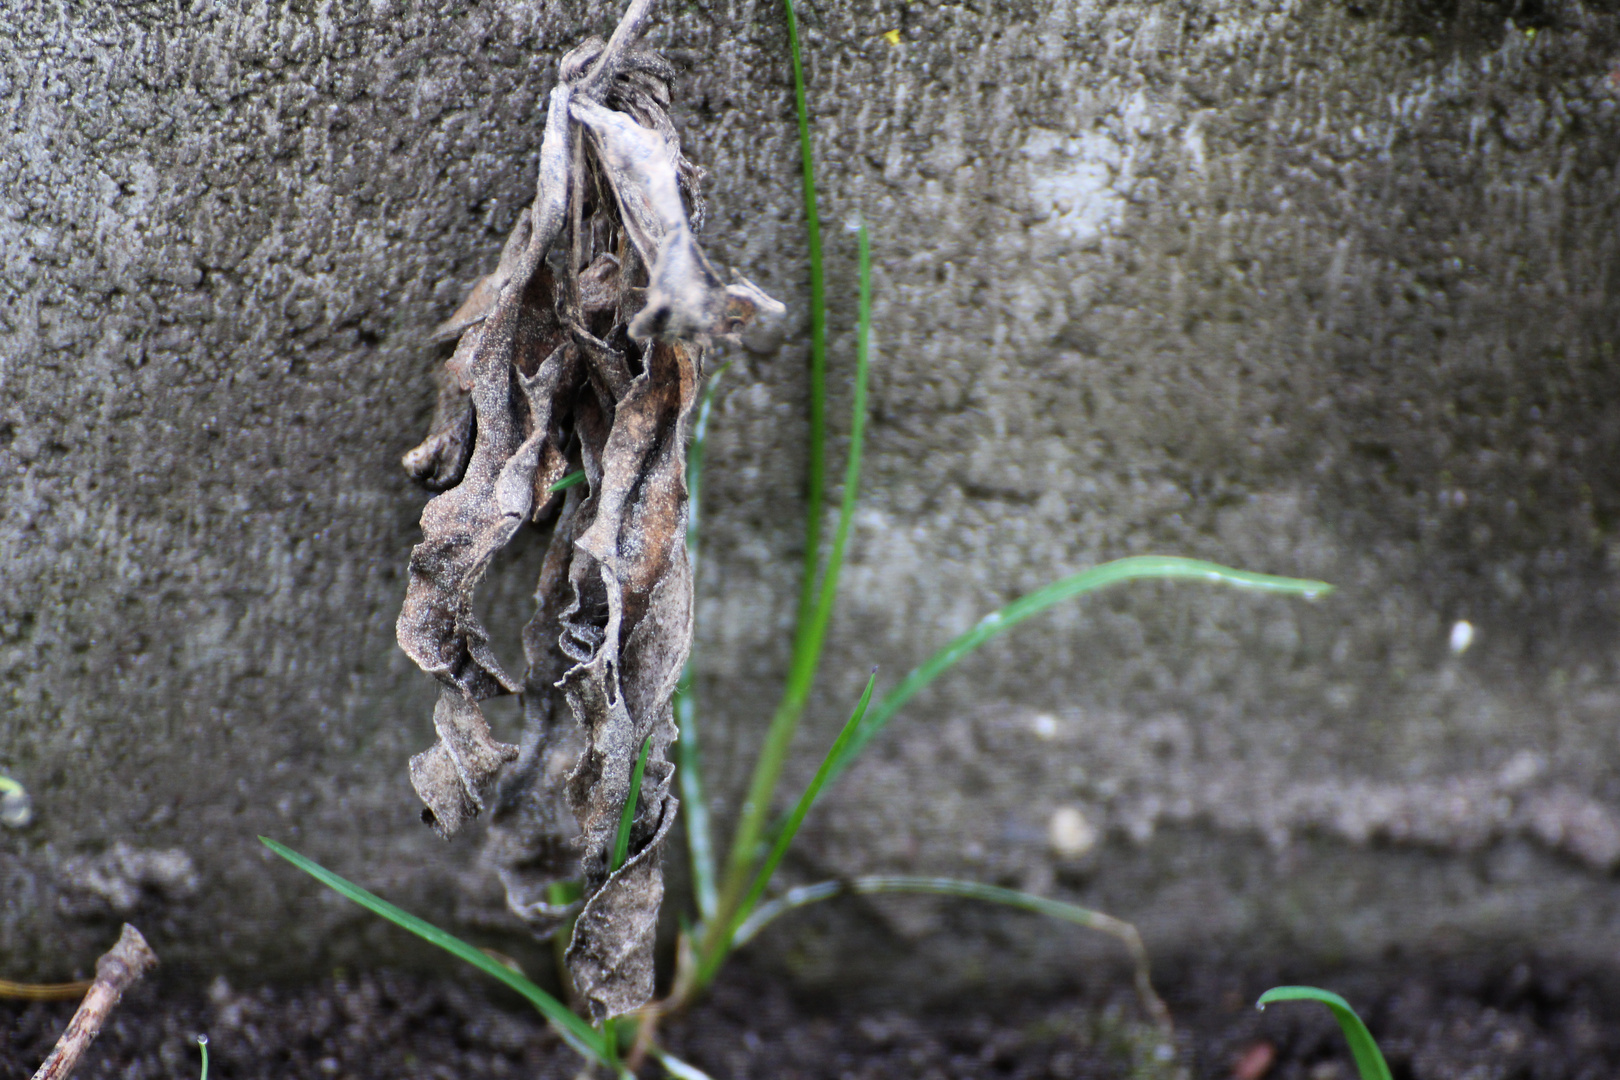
left=3, top=0, right=1618, bottom=1000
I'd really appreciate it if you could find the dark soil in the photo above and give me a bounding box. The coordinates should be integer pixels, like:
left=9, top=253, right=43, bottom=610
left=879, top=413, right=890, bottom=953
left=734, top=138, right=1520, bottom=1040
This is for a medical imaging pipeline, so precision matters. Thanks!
left=5, top=955, right=1618, bottom=1080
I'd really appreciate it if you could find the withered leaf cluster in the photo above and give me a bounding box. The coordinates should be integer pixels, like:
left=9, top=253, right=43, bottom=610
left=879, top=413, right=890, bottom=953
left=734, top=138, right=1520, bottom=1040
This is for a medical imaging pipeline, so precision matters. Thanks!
left=395, top=9, right=782, bottom=1020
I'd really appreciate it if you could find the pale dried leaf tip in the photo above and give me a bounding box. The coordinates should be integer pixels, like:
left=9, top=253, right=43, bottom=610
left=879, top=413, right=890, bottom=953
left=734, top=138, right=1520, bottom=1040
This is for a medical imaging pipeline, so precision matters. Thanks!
left=410, top=689, right=520, bottom=837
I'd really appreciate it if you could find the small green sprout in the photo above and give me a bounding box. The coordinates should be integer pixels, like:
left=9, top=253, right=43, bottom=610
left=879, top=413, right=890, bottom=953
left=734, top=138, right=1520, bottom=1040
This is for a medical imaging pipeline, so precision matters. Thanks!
left=260, top=838, right=613, bottom=1069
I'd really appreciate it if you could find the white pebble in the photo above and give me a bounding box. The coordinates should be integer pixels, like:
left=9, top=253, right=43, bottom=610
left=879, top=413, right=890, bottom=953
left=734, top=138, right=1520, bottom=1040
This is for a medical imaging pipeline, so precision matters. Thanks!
left=1048, top=805, right=1097, bottom=858
left=0, top=778, right=32, bottom=829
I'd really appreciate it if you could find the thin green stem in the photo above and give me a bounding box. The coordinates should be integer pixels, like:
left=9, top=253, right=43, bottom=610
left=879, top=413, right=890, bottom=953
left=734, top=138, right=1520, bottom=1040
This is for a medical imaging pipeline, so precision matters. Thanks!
left=677, top=368, right=727, bottom=923
left=685, top=364, right=728, bottom=560
left=798, top=222, right=870, bottom=708
left=715, top=0, right=856, bottom=942
left=547, top=880, right=577, bottom=994
left=783, top=0, right=826, bottom=644
left=715, top=221, right=873, bottom=943
left=550, top=470, right=586, bottom=492
left=698, top=675, right=875, bottom=987
left=675, top=680, right=718, bottom=923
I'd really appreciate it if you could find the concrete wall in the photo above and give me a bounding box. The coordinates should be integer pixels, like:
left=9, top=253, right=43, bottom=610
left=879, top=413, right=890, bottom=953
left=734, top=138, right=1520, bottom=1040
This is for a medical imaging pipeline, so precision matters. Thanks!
left=4, top=0, right=1618, bottom=993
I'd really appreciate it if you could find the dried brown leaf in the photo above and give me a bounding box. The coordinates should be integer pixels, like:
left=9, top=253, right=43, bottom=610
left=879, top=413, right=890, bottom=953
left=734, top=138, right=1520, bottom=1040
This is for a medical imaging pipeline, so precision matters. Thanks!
left=396, top=87, right=576, bottom=836
left=397, top=15, right=781, bottom=1018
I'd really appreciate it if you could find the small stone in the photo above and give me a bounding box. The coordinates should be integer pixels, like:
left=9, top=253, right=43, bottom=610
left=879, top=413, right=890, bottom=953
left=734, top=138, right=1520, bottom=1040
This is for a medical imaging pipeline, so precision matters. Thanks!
left=1047, top=805, right=1097, bottom=859
left=0, top=777, right=31, bottom=828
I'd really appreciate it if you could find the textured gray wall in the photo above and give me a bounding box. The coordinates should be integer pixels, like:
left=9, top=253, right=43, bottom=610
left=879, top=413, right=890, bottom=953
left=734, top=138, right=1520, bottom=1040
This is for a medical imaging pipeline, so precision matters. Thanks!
left=4, top=0, right=1619, bottom=996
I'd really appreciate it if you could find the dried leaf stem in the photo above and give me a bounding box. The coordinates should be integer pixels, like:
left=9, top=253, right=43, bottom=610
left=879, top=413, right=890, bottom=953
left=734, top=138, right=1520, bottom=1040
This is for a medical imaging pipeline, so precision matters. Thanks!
left=0, top=980, right=94, bottom=1002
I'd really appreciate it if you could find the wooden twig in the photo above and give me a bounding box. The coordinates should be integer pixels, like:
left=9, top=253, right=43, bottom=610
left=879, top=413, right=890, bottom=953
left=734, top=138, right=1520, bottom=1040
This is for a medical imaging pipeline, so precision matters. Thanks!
left=30, top=924, right=158, bottom=1080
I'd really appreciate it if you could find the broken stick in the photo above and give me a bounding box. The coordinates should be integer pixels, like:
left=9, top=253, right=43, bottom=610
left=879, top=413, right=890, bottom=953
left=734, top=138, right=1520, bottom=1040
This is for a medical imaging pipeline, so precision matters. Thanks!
left=30, top=924, right=158, bottom=1080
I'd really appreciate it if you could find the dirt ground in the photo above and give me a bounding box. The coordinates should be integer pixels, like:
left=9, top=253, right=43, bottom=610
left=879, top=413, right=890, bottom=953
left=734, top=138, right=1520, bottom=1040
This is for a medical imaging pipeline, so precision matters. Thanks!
left=5, top=952, right=1619, bottom=1080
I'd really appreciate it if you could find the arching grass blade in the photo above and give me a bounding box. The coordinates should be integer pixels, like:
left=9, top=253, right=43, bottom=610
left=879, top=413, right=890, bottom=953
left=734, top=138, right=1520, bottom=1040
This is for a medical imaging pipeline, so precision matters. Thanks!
left=259, top=837, right=612, bottom=1069
left=827, top=556, right=1333, bottom=782
left=1256, top=986, right=1393, bottom=1080
left=731, top=874, right=1170, bottom=1033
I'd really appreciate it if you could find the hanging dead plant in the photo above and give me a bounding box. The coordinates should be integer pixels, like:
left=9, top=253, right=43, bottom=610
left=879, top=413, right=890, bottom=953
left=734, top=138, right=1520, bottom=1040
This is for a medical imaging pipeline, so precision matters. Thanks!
left=395, top=0, right=783, bottom=1022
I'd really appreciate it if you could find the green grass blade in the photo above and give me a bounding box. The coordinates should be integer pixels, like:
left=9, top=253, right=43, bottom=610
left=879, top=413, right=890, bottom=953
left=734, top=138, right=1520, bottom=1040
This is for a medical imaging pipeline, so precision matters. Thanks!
left=686, top=362, right=728, bottom=559
left=678, top=366, right=726, bottom=923
left=700, top=674, right=875, bottom=984
left=546, top=880, right=579, bottom=992
left=826, top=556, right=1333, bottom=783
left=675, top=675, right=719, bottom=923
left=738, top=675, right=876, bottom=923
left=613, top=736, right=653, bottom=872
left=1257, top=986, right=1393, bottom=1080
left=795, top=221, right=871, bottom=710
left=718, top=0, right=833, bottom=916
left=549, top=469, right=586, bottom=492
left=781, top=0, right=826, bottom=643
left=196, top=1035, right=209, bottom=1080
left=258, top=837, right=609, bottom=1066
left=729, top=874, right=1170, bottom=1033
left=718, top=217, right=874, bottom=930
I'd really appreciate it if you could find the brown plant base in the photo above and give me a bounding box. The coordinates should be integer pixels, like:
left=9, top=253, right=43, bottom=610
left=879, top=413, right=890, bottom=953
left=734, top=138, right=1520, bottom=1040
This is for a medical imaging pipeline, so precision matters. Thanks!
left=4, top=955, right=1618, bottom=1080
